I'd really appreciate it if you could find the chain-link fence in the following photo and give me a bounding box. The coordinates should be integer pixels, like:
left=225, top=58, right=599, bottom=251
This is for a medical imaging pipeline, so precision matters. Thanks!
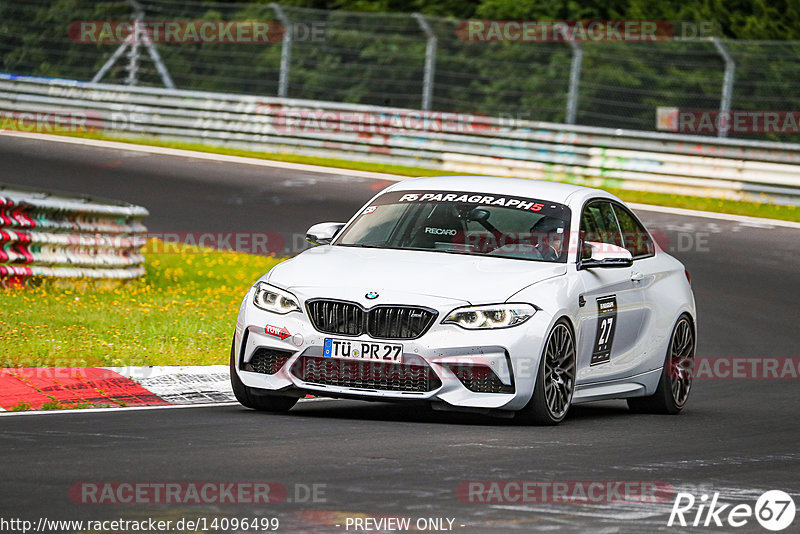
left=3, top=0, right=800, bottom=140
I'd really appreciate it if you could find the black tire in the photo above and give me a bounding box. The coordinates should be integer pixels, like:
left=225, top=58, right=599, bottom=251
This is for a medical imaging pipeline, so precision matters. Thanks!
left=230, top=342, right=298, bottom=412
left=516, top=318, right=576, bottom=426
left=627, top=314, right=694, bottom=415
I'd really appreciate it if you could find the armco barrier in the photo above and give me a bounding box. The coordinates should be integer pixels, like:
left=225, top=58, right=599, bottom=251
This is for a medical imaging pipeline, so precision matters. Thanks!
left=2, top=73, right=800, bottom=205
left=0, top=183, right=148, bottom=282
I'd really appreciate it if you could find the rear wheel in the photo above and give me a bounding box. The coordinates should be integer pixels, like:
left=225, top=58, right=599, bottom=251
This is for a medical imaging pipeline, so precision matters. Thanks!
left=627, top=315, right=694, bottom=414
left=516, top=319, right=576, bottom=425
left=230, top=341, right=298, bottom=412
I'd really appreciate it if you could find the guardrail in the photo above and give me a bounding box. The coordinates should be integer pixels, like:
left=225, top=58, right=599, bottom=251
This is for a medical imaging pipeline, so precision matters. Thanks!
left=2, top=73, right=800, bottom=205
left=0, top=183, right=148, bottom=283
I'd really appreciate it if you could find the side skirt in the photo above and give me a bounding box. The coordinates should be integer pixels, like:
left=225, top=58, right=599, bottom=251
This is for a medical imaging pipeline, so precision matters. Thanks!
left=572, top=368, right=662, bottom=404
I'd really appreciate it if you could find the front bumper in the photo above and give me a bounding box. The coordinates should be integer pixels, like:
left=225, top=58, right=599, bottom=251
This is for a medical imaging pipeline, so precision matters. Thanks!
left=233, top=289, right=551, bottom=412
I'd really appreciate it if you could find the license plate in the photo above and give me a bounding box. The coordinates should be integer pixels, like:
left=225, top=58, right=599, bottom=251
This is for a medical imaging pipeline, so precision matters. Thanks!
left=323, top=338, right=403, bottom=362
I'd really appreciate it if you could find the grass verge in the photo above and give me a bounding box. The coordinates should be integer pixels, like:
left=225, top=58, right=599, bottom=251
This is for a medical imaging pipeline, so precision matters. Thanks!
left=10, top=400, right=112, bottom=411
left=0, top=240, right=282, bottom=368
left=52, top=130, right=800, bottom=223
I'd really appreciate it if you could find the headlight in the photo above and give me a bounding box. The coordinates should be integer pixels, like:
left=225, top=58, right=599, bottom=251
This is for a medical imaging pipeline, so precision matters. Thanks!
left=443, top=303, right=536, bottom=329
left=253, top=282, right=300, bottom=314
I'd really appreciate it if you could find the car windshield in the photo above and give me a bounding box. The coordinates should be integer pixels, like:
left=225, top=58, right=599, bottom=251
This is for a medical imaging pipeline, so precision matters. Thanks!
left=335, top=190, right=572, bottom=263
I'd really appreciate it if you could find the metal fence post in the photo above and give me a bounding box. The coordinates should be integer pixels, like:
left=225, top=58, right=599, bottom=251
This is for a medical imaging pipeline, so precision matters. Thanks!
left=412, top=13, right=437, bottom=111
left=566, top=41, right=582, bottom=124
left=137, top=0, right=175, bottom=90
left=125, top=2, right=143, bottom=86
left=92, top=39, right=132, bottom=84
left=711, top=37, right=735, bottom=138
left=92, top=0, right=174, bottom=88
left=271, top=3, right=293, bottom=98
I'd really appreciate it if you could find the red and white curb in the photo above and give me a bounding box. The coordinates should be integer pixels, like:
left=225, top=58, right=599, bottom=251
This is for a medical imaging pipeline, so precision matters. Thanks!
left=107, top=365, right=235, bottom=404
left=0, top=366, right=235, bottom=411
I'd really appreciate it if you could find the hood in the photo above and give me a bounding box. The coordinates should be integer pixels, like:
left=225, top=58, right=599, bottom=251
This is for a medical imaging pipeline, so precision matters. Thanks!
left=266, top=245, right=566, bottom=305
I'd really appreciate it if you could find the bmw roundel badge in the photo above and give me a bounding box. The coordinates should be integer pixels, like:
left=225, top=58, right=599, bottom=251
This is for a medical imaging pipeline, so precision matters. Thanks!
left=365, top=291, right=379, bottom=300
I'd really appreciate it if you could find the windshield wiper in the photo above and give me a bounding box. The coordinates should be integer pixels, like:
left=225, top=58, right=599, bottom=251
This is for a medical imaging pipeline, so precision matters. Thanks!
left=340, top=244, right=475, bottom=256
left=402, top=246, right=474, bottom=255
left=337, top=243, right=387, bottom=249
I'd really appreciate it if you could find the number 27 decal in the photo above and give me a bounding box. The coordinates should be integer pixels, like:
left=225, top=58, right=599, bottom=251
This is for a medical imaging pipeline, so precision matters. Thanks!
left=591, top=295, right=617, bottom=366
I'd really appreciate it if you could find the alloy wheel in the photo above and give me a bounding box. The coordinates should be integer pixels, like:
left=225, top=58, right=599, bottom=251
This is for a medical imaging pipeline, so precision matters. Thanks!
left=543, top=323, right=576, bottom=419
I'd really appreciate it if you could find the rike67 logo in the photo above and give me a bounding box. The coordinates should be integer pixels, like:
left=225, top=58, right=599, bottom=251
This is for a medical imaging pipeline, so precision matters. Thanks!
left=668, top=490, right=796, bottom=531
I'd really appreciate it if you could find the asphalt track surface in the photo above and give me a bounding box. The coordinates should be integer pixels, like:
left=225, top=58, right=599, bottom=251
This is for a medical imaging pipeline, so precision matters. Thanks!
left=1, top=134, right=799, bottom=533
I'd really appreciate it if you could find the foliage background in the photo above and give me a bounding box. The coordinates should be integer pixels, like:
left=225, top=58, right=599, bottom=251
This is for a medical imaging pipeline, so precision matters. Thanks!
left=2, top=0, right=799, bottom=138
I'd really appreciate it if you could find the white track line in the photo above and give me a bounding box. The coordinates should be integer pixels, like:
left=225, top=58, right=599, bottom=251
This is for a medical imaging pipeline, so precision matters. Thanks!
left=3, top=130, right=798, bottom=228
left=0, top=401, right=237, bottom=417
left=0, top=397, right=334, bottom=417
left=628, top=202, right=800, bottom=229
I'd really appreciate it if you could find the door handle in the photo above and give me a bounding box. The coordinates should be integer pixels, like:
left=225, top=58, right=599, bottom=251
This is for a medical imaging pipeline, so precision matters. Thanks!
left=631, top=271, right=644, bottom=282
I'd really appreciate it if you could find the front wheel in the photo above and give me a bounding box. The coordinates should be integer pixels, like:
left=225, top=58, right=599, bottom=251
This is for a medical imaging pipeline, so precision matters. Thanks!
left=516, top=319, right=576, bottom=425
left=628, top=315, right=694, bottom=414
left=230, top=341, right=298, bottom=412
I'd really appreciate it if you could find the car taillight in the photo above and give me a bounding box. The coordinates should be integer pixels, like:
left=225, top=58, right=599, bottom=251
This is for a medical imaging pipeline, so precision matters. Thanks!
left=685, top=269, right=691, bottom=285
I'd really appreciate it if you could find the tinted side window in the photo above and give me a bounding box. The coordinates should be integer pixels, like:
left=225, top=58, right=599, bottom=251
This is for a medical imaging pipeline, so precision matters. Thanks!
left=580, top=201, right=623, bottom=248
left=613, top=204, right=655, bottom=258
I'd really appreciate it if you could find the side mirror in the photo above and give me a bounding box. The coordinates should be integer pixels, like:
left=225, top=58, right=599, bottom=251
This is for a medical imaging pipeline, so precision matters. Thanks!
left=580, top=241, right=633, bottom=269
left=305, top=222, right=345, bottom=246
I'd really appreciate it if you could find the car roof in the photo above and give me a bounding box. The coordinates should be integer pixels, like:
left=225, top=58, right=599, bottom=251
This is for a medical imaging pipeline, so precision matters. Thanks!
left=386, top=175, right=618, bottom=206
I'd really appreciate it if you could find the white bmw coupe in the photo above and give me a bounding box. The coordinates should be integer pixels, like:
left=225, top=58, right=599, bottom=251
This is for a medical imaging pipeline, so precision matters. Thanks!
left=231, top=176, right=696, bottom=424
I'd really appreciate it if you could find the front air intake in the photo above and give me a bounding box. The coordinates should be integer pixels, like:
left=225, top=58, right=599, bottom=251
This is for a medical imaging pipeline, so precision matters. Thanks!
left=446, top=364, right=514, bottom=394
left=245, top=348, right=293, bottom=375
left=291, top=356, right=441, bottom=392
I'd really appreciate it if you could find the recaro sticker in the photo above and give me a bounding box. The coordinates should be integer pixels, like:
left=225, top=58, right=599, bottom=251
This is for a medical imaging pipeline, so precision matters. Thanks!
left=591, top=295, right=617, bottom=366
left=424, top=227, right=457, bottom=235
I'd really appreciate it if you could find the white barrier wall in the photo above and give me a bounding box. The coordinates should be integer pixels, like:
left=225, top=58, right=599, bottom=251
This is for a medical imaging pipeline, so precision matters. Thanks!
left=2, top=73, right=800, bottom=205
